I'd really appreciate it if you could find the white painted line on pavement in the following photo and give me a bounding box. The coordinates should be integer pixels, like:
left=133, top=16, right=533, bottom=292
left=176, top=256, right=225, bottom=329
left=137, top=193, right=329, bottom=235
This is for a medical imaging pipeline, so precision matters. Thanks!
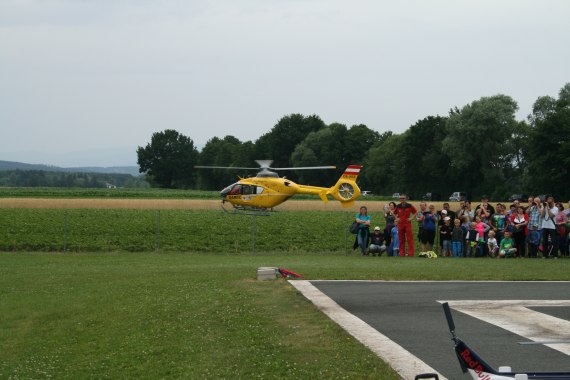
left=443, top=300, right=570, bottom=356
left=289, top=280, right=447, bottom=380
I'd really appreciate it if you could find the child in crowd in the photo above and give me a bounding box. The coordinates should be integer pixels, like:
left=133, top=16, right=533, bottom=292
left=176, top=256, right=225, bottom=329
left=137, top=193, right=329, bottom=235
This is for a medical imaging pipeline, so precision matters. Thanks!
left=476, top=236, right=486, bottom=257
left=498, top=230, right=517, bottom=258
left=475, top=215, right=490, bottom=257
left=440, top=217, right=452, bottom=257
left=507, top=204, right=517, bottom=217
left=527, top=197, right=543, bottom=258
left=487, top=230, right=499, bottom=258
left=388, top=220, right=400, bottom=257
left=451, top=218, right=463, bottom=257
left=466, top=222, right=479, bottom=257
left=475, top=215, right=486, bottom=239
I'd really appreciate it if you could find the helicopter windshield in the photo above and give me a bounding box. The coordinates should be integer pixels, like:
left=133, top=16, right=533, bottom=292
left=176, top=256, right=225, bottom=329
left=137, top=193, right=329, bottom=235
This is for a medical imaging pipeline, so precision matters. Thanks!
left=221, top=183, right=240, bottom=196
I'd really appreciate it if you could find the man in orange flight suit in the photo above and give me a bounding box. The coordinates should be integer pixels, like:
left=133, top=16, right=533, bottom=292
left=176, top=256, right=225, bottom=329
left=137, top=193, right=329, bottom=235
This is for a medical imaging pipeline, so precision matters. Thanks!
left=394, top=193, right=417, bottom=256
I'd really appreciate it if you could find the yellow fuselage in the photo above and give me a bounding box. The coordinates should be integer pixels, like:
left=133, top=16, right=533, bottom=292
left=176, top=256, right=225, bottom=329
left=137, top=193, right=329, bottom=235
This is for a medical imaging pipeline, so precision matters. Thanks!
left=223, top=177, right=330, bottom=209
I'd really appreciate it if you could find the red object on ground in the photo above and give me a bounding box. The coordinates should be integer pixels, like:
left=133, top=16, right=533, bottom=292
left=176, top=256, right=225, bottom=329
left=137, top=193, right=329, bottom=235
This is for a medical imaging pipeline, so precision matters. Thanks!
left=278, top=268, right=303, bottom=278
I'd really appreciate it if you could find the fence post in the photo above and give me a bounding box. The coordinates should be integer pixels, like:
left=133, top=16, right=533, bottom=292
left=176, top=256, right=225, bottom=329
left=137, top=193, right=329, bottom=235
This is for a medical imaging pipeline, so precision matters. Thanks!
left=345, top=211, right=348, bottom=255
left=251, top=213, right=256, bottom=255
left=156, top=210, right=161, bottom=253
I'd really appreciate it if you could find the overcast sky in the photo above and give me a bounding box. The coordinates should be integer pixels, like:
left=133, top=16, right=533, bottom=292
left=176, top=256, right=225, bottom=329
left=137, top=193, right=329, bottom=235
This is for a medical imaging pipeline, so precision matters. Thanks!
left=1, top=0, right=569, bottom=167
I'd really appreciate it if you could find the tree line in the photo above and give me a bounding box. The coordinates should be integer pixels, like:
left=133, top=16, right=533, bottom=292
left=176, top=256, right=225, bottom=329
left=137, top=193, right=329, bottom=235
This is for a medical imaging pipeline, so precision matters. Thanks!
left=0, top=170, right=149, bottom=188
left=137, top=83, right=570, bottom=200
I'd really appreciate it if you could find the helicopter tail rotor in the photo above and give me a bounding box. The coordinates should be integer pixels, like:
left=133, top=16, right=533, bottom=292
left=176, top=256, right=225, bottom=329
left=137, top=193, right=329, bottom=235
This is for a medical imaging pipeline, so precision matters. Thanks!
left=328, top=165, right=362, bottom=207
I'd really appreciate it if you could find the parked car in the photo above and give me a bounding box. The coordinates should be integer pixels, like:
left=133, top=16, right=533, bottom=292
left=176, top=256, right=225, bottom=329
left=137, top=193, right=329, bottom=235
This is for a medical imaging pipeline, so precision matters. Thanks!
left=508, top=194, right=528, bottom=202
left=392, top=193, right=400, bottom=199
left=449, top=191, right=468, bottom=202
left=422, top=192, right=441, bottom=201
left=361, top=190, right=373, bottom=197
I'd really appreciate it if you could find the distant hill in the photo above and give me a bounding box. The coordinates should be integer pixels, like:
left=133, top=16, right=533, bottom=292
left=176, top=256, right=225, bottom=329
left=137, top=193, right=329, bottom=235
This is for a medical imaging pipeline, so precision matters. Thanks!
left=0, top=160, right=141, bottom=176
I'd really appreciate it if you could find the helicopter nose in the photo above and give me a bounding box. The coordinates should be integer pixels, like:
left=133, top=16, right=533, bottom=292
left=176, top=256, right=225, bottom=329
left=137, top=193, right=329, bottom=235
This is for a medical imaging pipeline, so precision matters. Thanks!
left=220, top=184, right=234, bottom=197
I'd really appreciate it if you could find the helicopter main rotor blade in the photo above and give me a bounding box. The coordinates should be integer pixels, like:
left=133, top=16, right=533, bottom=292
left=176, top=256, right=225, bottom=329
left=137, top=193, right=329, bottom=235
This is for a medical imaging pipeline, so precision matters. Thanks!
left=196, top=161, right=336, bottom=171
left=272, top=166, right=336, bottom=170
left=194, top=165, right=259, bottom=170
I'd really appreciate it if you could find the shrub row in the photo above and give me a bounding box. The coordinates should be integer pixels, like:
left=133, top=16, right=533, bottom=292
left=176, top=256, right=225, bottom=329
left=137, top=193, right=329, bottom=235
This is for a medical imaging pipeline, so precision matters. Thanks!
left=0, top=187, right=219, bottom=199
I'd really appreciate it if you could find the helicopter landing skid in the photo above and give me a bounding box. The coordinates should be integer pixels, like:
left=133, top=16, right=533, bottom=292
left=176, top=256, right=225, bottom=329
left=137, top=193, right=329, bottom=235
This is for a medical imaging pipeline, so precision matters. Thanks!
left=221, top=201, right=273, bottom=216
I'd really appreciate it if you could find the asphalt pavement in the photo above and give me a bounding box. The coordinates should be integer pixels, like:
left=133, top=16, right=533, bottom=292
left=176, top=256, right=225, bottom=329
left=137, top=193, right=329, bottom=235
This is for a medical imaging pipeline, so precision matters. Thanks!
left=293, top=281, right=570, bottom=379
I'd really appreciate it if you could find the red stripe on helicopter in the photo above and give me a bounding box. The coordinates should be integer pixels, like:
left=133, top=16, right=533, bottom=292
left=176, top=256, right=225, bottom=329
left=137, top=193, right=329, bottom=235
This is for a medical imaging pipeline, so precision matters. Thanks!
left=344, top=165, right=362, bottom=175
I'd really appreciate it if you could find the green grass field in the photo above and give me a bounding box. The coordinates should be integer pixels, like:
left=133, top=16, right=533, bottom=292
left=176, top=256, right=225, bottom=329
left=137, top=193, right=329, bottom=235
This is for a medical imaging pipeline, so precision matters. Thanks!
left=1, top=253, right=569, bottom=379
left=1, top=189, right=568, bottom=378
left=0, top=209, right=361, bottom=253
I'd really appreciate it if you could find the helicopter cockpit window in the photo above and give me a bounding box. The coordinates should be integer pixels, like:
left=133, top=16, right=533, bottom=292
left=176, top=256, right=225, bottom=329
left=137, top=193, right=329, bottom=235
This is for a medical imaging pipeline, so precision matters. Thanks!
left=221, top=183, right=261, bottom=196
left=242, top=185, right=254, bottom=195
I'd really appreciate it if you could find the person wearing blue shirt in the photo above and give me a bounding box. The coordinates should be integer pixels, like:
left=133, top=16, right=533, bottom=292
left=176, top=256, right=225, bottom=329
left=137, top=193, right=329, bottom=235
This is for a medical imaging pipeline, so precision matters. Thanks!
left=355, top=206, right=371, bottom=256
left=388, top=220, right=400, bottom=256
left=419, top=204, right=438, bottom=254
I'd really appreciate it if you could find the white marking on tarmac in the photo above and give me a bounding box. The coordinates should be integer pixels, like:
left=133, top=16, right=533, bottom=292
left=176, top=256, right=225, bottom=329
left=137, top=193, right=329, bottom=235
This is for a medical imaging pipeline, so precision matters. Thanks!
left=289, top=280, right=447, bottom=380
left=442, top=300, right=570, bottom=356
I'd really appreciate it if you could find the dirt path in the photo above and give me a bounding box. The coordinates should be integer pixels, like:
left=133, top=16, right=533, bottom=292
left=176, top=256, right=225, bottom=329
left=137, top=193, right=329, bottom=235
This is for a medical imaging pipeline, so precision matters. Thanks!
left=0, top=198, right=453, bottom=211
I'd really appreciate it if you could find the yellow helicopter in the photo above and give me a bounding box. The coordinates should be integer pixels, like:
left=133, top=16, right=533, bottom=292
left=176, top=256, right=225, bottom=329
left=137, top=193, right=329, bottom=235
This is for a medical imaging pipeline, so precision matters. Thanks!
left=195, top=160, right=363, bottom=214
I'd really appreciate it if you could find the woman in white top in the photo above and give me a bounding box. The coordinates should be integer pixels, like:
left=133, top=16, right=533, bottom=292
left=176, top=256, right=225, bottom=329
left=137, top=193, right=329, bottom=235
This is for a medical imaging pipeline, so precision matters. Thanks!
left=540, top=195, right=558, bottom=258
left=511, top=206, right=528, bottom=258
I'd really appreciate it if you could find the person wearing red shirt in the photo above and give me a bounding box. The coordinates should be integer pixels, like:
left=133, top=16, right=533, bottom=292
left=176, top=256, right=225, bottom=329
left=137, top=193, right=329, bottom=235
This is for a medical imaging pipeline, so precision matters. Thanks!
left=394, top=193, right=417, bottom=256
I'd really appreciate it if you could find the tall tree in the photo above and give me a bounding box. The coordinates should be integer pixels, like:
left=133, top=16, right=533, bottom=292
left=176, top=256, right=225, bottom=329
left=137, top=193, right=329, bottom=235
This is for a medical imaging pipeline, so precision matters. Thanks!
left=524, top=83, right=570, bottom=198
left=290, top=123, right=348, bottom=185
left=137, top=129, right=198, bottom=189
left=363, top=134, right=405, bottom=194
left=399, top=116, right=450, bottom=197
left=344, top=124, right=381, bottom=164
left=503, top=120, right=530, bottom=191
left=197, top=136, right=254, bottom=190
left=442, top=95, right=519, bottom=199
left=254, top=114, right=325, bottom=170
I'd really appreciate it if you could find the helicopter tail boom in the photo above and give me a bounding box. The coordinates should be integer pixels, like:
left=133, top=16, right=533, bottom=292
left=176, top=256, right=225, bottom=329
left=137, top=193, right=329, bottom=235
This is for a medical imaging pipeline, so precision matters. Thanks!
left=294, top=165, right=362, bottom=207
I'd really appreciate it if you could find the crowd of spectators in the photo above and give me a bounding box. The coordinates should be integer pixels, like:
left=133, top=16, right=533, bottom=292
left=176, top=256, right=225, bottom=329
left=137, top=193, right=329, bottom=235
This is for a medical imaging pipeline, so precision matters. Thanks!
left=355, top=194, right=570, bottom=258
